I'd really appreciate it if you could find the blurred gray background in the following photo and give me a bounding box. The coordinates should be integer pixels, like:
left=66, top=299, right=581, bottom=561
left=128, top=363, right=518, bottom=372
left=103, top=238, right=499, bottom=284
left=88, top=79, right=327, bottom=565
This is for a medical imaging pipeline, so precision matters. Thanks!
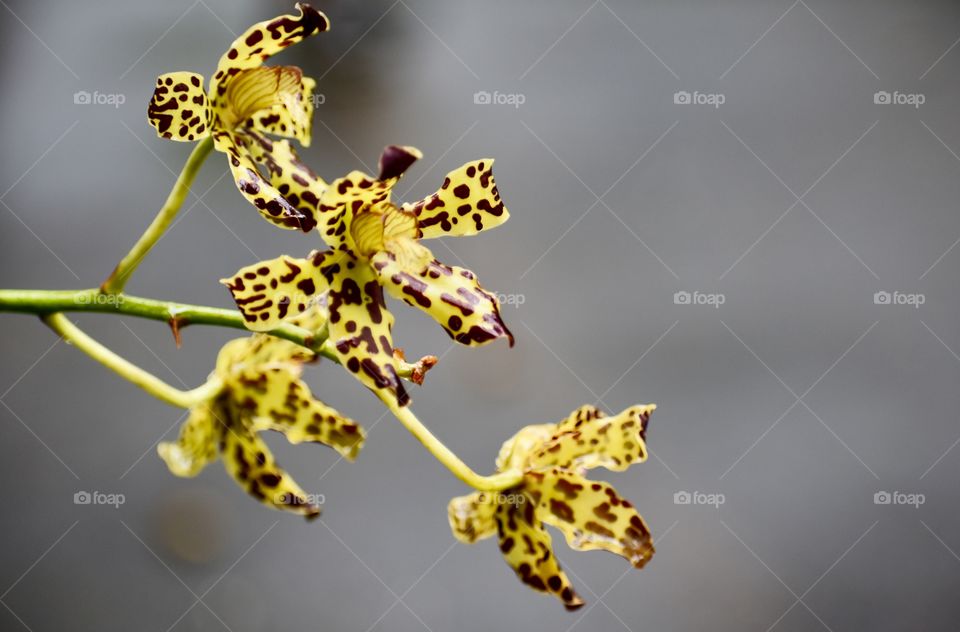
left=2, top=0, right=959, bottom=630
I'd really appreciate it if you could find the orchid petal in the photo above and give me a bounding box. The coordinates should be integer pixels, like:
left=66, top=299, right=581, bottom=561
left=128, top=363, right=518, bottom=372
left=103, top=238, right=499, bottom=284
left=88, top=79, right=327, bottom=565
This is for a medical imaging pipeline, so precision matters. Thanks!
left=243, top=131, right=326, bottom=231
left=147, top=72, right=211, bottom=141
left=222, top=251, right=332, bottom=331
left=371, top=250, right=513, bottom=347
left=377, top=145, right=422, bottom=182
left=448, top=492, right=498, bottom=544
left=211, top=3, right=329, bottom=100
left=157, top=404, right=219, bottom=477
left=234, top=367, right=365, bottom=460
left=215, top=131, right=313, bottom=230
left=495, top=497, right=584, bottom=610
left=220, top=403, right=322, bottom=518
left=326, top=257, right=409, bottom=406
left=406, top=159, right=508, bottom=239
left=526, top=468, right=654, bottom=569
left=531, top=405, right=654, bottom=472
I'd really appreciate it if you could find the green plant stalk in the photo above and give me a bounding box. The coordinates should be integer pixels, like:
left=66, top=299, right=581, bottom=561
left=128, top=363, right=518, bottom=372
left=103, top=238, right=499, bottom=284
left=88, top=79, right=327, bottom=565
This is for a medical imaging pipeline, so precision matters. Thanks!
left=0, top=287, right=335, bottom=357
left=385, top=399, right=524, bottom=492
left=0, top=288, right=429, bottom=377
left=101, top=137, right=215, bottom=294
left=42, top=313, right=224, bottom=408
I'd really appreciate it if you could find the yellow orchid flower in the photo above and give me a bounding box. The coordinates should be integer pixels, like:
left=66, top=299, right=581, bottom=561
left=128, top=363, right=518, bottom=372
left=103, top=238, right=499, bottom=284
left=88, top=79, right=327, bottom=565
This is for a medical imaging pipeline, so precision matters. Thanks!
left=222, top=145, right=513, bottom=407
left=147, top=3, right=329, bottom=232
left=447, top=404, right=656, bottom=609
left=157, top=308, right=365, bottom=519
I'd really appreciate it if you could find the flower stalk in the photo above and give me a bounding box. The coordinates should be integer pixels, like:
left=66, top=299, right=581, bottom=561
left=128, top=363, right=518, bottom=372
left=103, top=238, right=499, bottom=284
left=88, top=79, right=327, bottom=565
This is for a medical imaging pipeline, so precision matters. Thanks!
left=0, top=287, right=334, bottom=355
left=101, top=136, right=215, bottom=293
left=385, top=400, right=524, bottom=492
left=42, top=312, right=224, bottom=408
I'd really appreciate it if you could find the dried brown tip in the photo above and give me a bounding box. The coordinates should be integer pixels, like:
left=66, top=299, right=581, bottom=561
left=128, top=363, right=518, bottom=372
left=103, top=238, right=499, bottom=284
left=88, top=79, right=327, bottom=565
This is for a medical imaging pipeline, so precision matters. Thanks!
left=411, top=355, right=439, bottom=385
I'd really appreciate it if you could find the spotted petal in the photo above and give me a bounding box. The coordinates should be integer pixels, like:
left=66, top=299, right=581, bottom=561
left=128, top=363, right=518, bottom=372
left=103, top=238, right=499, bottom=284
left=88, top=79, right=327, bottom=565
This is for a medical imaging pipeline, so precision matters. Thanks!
left=406, top=159, right=508, bottom=239
left=233, top=365, right=365, bottom=460
left=222, top=251, right=332, bottom=330
left=157, top=404, right=219, bottom=477
left=326, top=257, right=408, bottom=406
left=495, top=497, right=583, bottom=610
left=220, top=402, right=321, bottom=518
left=147, top=72, right=211, bottom=141
left=215, top=131, right=315, bottom=231
left=243, top=131, right=325, bottom=231
left=211, top=3, right=329, bottom=100
left=531, top=405, right=654, bottom=472
left=448, top=492, right=498, bottom=544
left=371, top=251, right=514, bottom=347
left=525, top=468, right=654, bottom=569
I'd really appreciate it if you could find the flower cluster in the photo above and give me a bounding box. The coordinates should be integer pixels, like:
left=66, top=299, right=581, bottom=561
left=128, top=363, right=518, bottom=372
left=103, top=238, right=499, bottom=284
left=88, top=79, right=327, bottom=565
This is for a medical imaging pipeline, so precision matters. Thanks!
left=448, top=404, right=656, bottom=608
left=144, top=3, right=657, bottom=609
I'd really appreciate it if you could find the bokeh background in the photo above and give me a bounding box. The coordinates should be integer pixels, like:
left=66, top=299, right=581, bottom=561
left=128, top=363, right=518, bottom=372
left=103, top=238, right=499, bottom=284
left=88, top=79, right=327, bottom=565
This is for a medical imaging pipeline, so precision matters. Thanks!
left=2, top=1, right=960, bottom=630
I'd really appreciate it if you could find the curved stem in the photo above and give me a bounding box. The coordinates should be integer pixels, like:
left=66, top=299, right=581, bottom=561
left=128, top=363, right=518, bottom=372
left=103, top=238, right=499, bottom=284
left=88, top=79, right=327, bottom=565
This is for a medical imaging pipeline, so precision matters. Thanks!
left=386, top=401, right=523, bottom=492
left=42, top=313, right=223, bottom=408
left=101, top=137, right=215, bottom=294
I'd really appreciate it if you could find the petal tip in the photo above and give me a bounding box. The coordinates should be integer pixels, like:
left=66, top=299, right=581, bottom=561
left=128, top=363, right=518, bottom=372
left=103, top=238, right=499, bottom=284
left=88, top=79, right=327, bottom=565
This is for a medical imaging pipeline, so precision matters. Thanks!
left=294, top=3, right=330, bottom=34
left=378, top=145, right=422, bottom=181
left=563, top=597, right=586, bottom=611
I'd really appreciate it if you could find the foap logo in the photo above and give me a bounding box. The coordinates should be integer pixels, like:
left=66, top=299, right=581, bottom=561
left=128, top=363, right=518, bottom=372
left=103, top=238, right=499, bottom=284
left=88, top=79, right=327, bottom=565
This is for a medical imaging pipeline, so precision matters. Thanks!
left=673, top=490, right=725, bottom=508
left=874, top=91, right=925, bottom=108
left=473, top=90, right=526, bottom=108
left=73, top=90, right=126, bottom=108
left=310, top=93, right=326, bottom=107
left=74, top=292, right=124, bottom=306
left=496, top=293, right=526, bottom=308
left=476, top=491, right=526, bottom=505
left=874, top=290, right=925, bottom=308
left=674, top=290, right=725, bottom=308
left=874, top=490, right=925, bottom=508
left=74, top=490, right=125, bottom=508
left=276, top=492, right=326, bottom=506
left=673, top=90, right=725, bottom=108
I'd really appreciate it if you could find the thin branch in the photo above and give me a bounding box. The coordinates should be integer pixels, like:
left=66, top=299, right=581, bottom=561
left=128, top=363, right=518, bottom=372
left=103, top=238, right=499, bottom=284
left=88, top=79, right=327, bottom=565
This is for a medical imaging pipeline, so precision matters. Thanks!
left=42, top=312, right=223, bottom=408
left=101, top=137, right=215, bottom=293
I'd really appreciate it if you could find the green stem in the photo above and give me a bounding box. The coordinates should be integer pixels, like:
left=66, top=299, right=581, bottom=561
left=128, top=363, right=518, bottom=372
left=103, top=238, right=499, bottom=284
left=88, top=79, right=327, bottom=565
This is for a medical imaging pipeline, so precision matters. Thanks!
left=42, top=313, right=223, bottom=408
left=0, top=288, right=425, bottom=377
left=386, top=401, right=523, bottom=492
left=101, top=137, right=215, bottom=294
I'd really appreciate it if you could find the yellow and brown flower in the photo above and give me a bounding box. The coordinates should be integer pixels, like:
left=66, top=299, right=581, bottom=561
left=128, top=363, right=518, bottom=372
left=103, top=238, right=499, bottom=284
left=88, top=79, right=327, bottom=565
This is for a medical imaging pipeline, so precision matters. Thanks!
left=157, top=309, right=364, bottom=518
left=448, top=404, right=656, bottom=609
left=222, top=145, right=513, bottom=406
left=147, top=3, right=328, bottom=232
